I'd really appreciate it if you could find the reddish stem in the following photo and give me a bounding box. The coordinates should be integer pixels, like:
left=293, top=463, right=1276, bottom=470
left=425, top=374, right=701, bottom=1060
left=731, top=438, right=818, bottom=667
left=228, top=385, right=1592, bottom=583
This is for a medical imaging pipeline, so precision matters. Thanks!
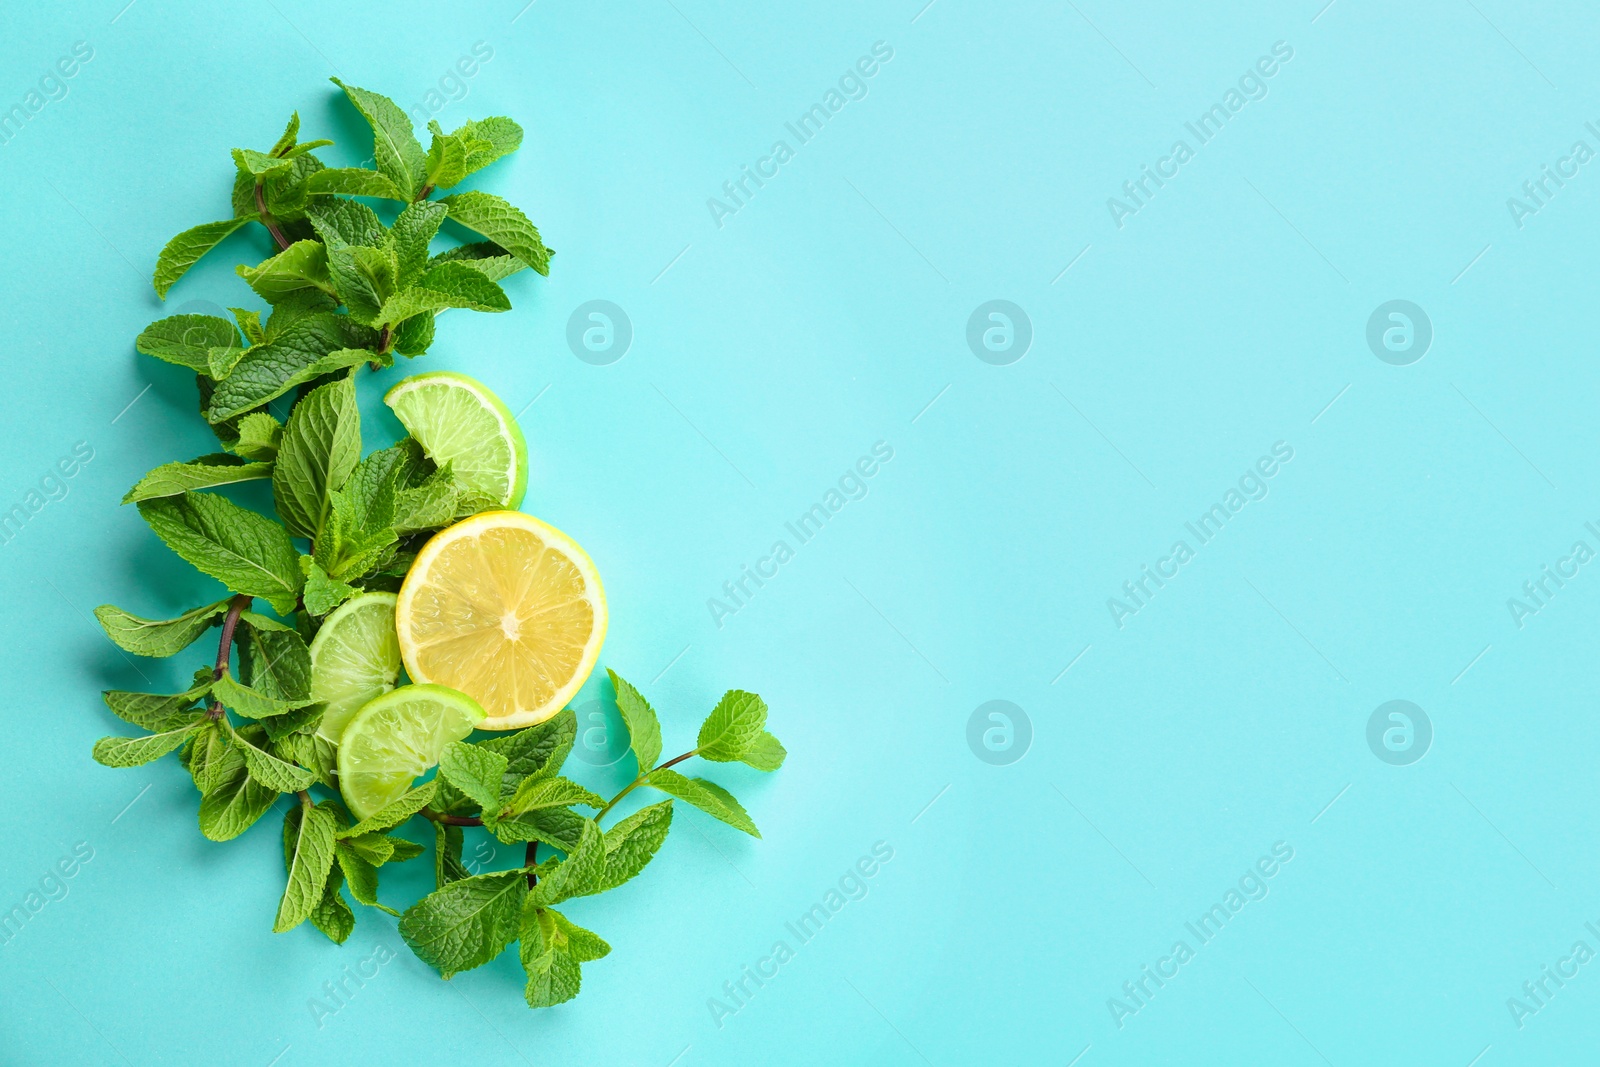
left=253, top=182, right=292, bottom=251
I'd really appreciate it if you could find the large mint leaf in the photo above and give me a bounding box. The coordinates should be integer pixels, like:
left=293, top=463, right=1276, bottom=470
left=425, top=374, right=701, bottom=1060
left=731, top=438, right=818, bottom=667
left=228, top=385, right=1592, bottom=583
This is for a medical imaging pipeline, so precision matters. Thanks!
left=526, top=820, right=605, bottom=906
left=103, top=686, right=209, bottom=732
left=391, top=200, right=447, bottom=289
left=94, top=598, right=230, bottom=657
left=138, top=492, right=303, bottom=614
left=608, top=670, right=661, bottom=770
left=153, top=217, right=256, bottom=298
left=92, top=722, right=203, bottom=767
left=437, top=741, right=509, bottom=816
left=696, top=689, right=768, bottom=762
left=306, top=198, right=385, bottom=248
left=440, top=191, right=551, bottom=275
left=456, top=117, right=523, bottom=178
left=236, top=623, right=311, bottom=702
left=399, top=870, right=526, bottom=978
left=275, top=802, right=340, bottom=932
left=646, top=769, right=759, bottom=837
left=198, top=750, right=279, bottom=841
left=479, top=708, right=576, bottom=782
left=273, top=375, right=361, bottom=540
left=375, top=262, right=509, bottom=327
left=345, top=781, right=437, bottom=836
left=427, top=241, right=525, bottom=283
left=122, top=454, right=273, bottom=504
left=594, top=799, right=673, bottom=893
left=135, top=315, right=241, bottom=373
left=236, top=240, right=336, bottom=303
left=305, top=167, right=409, bottom=201
left=331, top=78, right=426, bottom=196
left=205, top=310, right=375, bottom=422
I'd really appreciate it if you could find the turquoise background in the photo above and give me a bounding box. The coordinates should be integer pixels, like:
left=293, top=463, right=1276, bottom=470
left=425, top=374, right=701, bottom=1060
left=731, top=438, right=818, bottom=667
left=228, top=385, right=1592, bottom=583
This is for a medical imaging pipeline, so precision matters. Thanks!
left=3, top=0, right=1599, bottom=1063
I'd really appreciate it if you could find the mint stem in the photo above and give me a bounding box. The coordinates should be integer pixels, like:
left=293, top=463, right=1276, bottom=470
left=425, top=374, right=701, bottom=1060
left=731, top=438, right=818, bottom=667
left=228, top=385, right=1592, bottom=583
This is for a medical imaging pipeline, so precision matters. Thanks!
left=594, top=748, right=697, bottom=822
left=205, top=595, right=252, bottom=720
left=252, top=181, right=292, bottom=251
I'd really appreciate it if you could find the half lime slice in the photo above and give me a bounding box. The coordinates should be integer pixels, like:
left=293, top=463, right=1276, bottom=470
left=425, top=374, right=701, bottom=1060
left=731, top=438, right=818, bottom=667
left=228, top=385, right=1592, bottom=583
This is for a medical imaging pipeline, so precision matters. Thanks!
left=384, top=371, right=528, bottom=509
left=336, top=684, right=486, bottom=820
left=310, top=592, right=402, bottom=744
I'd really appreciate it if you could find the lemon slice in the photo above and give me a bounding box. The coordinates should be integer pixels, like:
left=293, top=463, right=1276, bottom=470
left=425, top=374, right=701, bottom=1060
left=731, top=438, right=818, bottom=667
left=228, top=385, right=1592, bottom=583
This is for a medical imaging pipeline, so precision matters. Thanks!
left=336, top=684, right=486, bottom=820
left=395, top=510, right=607, bottom=730
left=309, top=592, right=402, bottom=744
left=384, top=371, right=528, bottom=508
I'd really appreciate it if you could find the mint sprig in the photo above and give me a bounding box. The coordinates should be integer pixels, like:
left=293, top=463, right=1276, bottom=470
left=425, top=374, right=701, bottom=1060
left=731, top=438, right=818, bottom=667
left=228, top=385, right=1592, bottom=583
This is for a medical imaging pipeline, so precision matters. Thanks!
left=92, top=80, right=782, bottom=1011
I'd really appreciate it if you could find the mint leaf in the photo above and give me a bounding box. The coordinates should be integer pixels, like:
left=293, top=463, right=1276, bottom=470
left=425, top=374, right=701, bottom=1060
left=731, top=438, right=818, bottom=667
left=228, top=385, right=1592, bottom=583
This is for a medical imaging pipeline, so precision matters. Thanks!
left=299, top=555, right=357, bottom=615
left=376, top=262, right=510, bottom=326
left=389, top=838, right=425, bottom=863
left=305, top=167, right=409, bottom=201
left=236, top=623, right=312, bottom=702
left=236, top=240, right=336, bottom=303
left=428, top=241, right=525, bottom=283
left=212, top=672, right=299, bottom=719
left=276, top=801, right=340, bottom=932
left=335, top=842, right=397, bottom=915
left=391, top=199, right=448, bottom=288
left=331, top=78, right=427, bottom=197
left=273, top=375, right=361, bottom=540
left=399, top=869, right=526, bottom=977
left=595, top=798, right=673, bottom=893
left=392, top=312, right=436, bottom=357
left=435, top=821, right=470, bottom=888
left=343, top=833, right=396, bottom=865
left=305, top=197, right=385, bottom=247
left=607, top=670, right=661, bottom=770
left=646, top=769, right=759, bottom=837
left=526, top=819, right=605, bottom=906
left=136, top=314, right=240, bottom=373
left=440, top=191, right=551, bottom=275
left=310, top=868, right=355, bottom=943
left=480, top=707, right=576, bottom=782
left=503, top=776, right=603, bottom=819
left=197, top=747, right=279, bottom=841
left=138, top=492, right=303, bottom=614
left=438, top=741, right=509, bottom=816
left=122, top=454, right=273, bottom=504
left=345, top=780, right=437, bottom=836
left=206, top=310, right=376, bottom=423
left=422, top=121, right=469, bottom=191
left=103, top=686, right=209, bottom=731
left=93, top=722, right=202, bottom=768
left=154, top=217, right=256, bottom=298
left=696, top=690, right=768, bottom=763
left=740, top=730, right=787, bottom=772
left=391, top=466, right=464, bottom=533
left=455, top=117, right=523, bottom=178
left=235, top=727, right=316, bottom=791
left=230, top=308, right=266, bottom=346
left=94, top=598, right=230, bottom=657
left=269, top=112, right=301, bottom=156
left=237, top=609, right=293, bottom=632
left=324, top=241, right=398, bottom=326
left=231, top=412, right=283, bottom=462
left=186, top=720, right=232, bottom=793
left=233, top=147, right=294, bottom=181
left=519, top=905, right=605, bottom=1009
left=271, top=730, right=337, bottom=789
left=491, top=805, right=587, bottom=851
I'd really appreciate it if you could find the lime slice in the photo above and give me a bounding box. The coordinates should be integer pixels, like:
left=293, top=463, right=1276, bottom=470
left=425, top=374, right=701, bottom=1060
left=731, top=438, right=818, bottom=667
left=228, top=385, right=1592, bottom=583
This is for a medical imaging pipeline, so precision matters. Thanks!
left=309, top=592, right=402, bottom=744
left=384, top=371, right=528, bottom=509
left=396, top=510, right=607, bottom=730
left=336, top=684, right=486, bottom=820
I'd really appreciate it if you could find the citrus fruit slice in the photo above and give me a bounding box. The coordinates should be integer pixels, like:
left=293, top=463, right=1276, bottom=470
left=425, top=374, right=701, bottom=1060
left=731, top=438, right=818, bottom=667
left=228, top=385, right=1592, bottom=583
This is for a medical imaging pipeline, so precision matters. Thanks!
left=395, top=510, right=606, bottom=730
left=310, top=592, right=403, bottom=744
left=384, top=371, right=527, bottom=509
left=336, top=684, right=486, bottom=820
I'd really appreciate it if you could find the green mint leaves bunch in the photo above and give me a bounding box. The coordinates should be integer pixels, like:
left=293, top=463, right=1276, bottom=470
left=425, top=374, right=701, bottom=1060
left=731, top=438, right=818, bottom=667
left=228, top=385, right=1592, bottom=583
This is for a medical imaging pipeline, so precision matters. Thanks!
left=89, top=80, right=785, bottom=1009
left=412, top=671, right=785, bottom=1005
